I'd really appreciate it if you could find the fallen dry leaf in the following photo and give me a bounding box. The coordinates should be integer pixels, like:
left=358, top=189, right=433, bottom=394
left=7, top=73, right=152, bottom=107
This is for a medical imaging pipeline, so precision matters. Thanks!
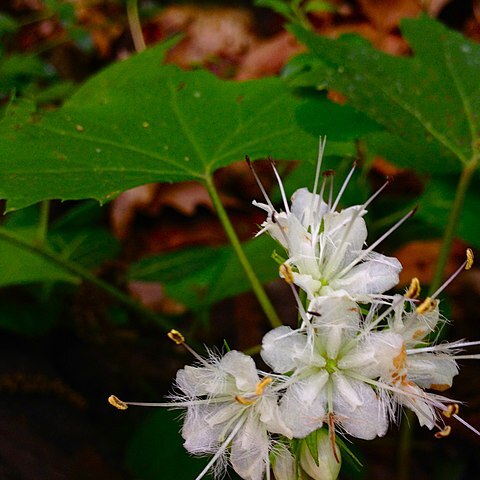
left=235, top=31, right=304, bottom=80
left=394, top=238, right=466, bottom=287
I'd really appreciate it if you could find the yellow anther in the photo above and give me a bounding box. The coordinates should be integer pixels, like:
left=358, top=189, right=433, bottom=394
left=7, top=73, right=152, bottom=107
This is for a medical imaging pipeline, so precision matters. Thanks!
left=434, top=426, right=451, bottom=438
left=443, top=404, right=460, bottom=418
left=168, top=329, right=185, bottom=345
left=280, top=263, right=294, bottom=284
left=406, top=277, right=421, bottom=299
left=235, top=395, right=254, bottom=406
left=108, top=395, right=128, bottom=410
left=466, top=248, right=474, bottom=270
left=255, top=377, right=273, bottom=396
left=416, top=297, right=437, bottom=314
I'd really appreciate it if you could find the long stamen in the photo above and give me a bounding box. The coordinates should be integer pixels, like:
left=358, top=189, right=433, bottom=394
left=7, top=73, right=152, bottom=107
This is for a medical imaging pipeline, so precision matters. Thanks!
left=280, top=264, right=312, bottom=330
left=336, top=208, right=416, bottom=281
left=331, top=161, right=356, bottom=212
left=406, top=340, right=480, bottom=355
left=452, top=413, right=480, bottom=436
left=312, top=136, right=327, bottom=197
left=247, top=155, right=275, bottom=211
left=430, top=249, right=474, bottom=300
left=323, top=179, right=392, bottom=275
left=271, top=159, right=290, bottom=214
left=194, top=416, right=247, bottom=480
left=168, top=329, right=209, bottom=366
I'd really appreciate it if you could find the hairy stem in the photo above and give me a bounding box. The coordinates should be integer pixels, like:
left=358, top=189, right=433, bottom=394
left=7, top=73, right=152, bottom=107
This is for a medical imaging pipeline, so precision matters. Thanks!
left=127, top=0, right=146, bottom=53
left=204, top=176, right=282, bottom=328
left=429, top=158, right=478, bottom=294
left=0, top=226, right=174, bottom=330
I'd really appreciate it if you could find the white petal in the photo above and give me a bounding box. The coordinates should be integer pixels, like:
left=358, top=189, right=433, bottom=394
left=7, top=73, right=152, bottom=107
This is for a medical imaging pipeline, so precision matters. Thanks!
left=220, top=351, right=259, bottom=393
left=230, top=412, right=269, bottom=480
left=261, top=326, right=308, bottom=373
left=291, top=187, right=328, bottom=229
left=279, top=376, right=327, bottom=438
left=258, top=396, right=293, bottom=438
left=182, top=404, right=224, bottom=454
left=407, top=354, right=458, bottom=390
left=333, top=375, right=389, bottom=439
left=331, top=252, right=402, bottom=296
left=176, top=364, right=226, bottom=397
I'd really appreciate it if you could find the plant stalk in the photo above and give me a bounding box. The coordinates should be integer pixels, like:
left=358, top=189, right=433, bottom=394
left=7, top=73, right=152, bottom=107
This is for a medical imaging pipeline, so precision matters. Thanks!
left=36, top=200, right=50, bottom=246
left=429, top=158, right=478, bottom=294
left=127, top=0, right=146, bottom=53
left=204, top=176, right=282, bottom=328
left=0, top=226, right=174, bottom=330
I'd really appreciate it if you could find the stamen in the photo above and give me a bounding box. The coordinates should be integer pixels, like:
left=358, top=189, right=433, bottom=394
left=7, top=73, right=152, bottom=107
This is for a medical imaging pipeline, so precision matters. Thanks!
left=443, top=404, right=460, bottom=418
left=246, top=155, right=275, bottom=210
left=168, top=329, right=185, bottom=345
left=270, top=159, right=290, bottom=214
left=416, top=297, right=437, bottom=314
left=280, top=263, right=294, bottom=284
left=328, top=412, right=340, bottom=463
left=332, top=161, right=356, bottom=212
left=466, top=248, right=474, bottom=270
left=235, top=395, right=254, bottom=406
left=255, top=377, right=273, bottom=395
left=335, top=207, right=415, bottom=281
left=108, top=395, right=128, bottom=410
left=405, top=277, right=421, bottom=299
left=452, top=413, right=480, bottom=436
left=168, top=329, right=209, bottom=366
left=434, top=426, right=451, bottom=438
left=312, top=136, right=327, bottom=197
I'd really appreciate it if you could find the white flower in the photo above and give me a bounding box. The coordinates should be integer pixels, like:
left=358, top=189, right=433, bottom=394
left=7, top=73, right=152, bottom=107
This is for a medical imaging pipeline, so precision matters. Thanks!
left=261, top=297, right=389, bottom=440
left=175, top=349, right=292, bottom=480
left=251, top=140, right=405, bottom=303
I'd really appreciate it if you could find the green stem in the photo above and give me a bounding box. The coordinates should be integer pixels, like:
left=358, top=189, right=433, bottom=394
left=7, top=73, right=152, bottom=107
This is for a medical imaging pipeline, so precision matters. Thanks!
left=0, top=226, right=174, bottom=330
left=36, top=200, right=50, bottom=246
left=204, top=176, right=282, bottom=329
left=127, top=0, right=146, bottom=53
left=429, top=158, right=478, bottom=294
left=397, top=410, right=414, bottom=480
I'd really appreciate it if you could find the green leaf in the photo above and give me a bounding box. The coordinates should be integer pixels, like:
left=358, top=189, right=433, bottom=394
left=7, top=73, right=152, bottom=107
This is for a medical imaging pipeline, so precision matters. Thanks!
left=127, top=410, right=209, bottom=480
left=128, top=235, right=278, bottom=310
left=290, top=15, right=480, bottom=172
left=0, top=208, right=78, bottom=287
left=0, top=38, right=321, bottom=212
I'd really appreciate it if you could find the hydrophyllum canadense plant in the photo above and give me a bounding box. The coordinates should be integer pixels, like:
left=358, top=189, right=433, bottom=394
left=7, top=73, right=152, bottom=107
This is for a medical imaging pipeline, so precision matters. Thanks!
left=109, top=140, right=480, bottom=480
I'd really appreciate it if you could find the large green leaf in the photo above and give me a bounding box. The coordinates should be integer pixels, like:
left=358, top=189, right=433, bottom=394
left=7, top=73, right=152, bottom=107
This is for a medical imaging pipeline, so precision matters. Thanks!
left=128, top=235, right=279, bottom=310
left=0, top=37, right=327, bottom=212
left=290, top=15, right=480, bottom=172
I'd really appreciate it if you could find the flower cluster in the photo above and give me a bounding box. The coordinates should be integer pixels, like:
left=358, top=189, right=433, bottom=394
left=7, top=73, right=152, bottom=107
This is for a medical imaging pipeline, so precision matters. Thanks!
left=109, top=141, right=480, bottom=480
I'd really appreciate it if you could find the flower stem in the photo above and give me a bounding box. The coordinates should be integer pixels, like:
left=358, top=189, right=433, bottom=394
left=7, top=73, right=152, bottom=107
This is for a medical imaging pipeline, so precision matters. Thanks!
left=429, top=158, right=478, bottom=294
left=204, top=176, right=282, bottom=328
left=0, top=226, right=174, bottom=330
left=397, top=410, right=414, bottom=480
left=127, top=0, right=146, bottom=53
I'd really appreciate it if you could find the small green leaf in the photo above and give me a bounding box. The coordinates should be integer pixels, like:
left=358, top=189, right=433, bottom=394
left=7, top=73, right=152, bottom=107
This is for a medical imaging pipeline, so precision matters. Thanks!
left=304, top=429, right=321, bottom=467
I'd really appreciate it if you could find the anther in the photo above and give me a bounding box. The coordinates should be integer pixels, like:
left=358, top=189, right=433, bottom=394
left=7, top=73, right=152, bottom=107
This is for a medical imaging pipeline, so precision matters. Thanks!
left=255, top=377, right=273, bottom=395
left=466, top=248, right=474, bottom=270
left=245, top=155, right=251, bottom=167
left=443, top=404, right=460, bottom=418
left=168, top=329, right=185, bottom=345
left=235, top=395, right=254, bottom=406
left=416, top=297, right=437, bottom=314
left=108, top=395, right=128, bottom=410
left=280, top=263, right=294, bottom=284
left=434, top=426, right=451, bottom=438
left=406, top=277, right=421, bottom=299
left=322, top=169, right=335, bottom=177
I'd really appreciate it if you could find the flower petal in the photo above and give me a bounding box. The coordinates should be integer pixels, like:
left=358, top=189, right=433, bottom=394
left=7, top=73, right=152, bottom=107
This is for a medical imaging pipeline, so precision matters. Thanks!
left=220, top=350, right=259, bottom=393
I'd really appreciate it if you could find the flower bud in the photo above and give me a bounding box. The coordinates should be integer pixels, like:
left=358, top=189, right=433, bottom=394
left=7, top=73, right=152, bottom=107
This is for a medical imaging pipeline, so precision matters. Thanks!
left=300, top=430, right=341, bottom=480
